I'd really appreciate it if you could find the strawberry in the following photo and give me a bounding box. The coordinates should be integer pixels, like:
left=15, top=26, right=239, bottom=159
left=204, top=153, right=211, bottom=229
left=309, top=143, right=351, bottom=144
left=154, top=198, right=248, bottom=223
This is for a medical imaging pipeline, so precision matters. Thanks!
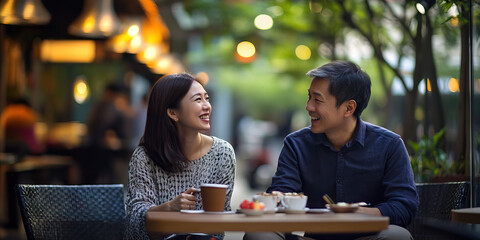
left=240, top=199, right=250, bottom=209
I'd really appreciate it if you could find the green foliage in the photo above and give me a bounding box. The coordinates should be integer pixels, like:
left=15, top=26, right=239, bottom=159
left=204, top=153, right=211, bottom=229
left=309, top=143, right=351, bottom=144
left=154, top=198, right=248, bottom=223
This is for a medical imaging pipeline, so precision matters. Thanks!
left=408, top=128, right=462, bottom=182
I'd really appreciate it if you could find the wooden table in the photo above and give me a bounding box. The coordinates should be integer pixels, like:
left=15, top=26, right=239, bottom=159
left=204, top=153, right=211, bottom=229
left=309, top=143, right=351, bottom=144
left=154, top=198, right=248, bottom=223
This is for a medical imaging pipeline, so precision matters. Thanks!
left=452, top=207, right=480, bottom=224
left=146, top=211, right=389, bottom=235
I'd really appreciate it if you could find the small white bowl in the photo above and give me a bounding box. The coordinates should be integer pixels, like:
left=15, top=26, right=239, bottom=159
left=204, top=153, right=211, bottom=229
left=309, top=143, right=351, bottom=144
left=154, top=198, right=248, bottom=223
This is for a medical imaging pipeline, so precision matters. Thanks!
left=241, top=209, right=265, bottom=216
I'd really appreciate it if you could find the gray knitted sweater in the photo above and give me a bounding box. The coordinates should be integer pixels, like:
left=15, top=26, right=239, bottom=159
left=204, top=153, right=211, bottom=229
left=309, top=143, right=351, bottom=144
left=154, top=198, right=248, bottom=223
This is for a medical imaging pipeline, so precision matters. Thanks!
left=125, top=136, right=236, bottom=239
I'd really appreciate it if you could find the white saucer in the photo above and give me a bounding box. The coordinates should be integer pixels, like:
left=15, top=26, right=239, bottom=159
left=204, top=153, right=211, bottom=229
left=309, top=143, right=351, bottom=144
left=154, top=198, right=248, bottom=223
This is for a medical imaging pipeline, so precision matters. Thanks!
left=180, top=210, right=204, bottom=214
left=180, top=210, right=234, bottom=214
left=285, top=207, right=309, bottom=214
left=203, top=210, right=234, bottom=214
left=307, top=208, right=330, bottom=214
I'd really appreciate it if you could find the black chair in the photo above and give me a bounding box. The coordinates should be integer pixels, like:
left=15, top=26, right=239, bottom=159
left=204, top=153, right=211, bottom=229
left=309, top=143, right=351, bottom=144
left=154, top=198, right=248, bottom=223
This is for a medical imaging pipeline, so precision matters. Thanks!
left=15, top=184, right=126, bottom=240
left=407, top=181, right=470, bottom=240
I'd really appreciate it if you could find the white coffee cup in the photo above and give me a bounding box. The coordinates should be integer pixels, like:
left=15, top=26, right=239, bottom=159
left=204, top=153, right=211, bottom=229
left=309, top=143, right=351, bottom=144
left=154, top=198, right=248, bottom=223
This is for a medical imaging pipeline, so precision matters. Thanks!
left=281, top=195, right=308, bottom=210
left=252, top=193, right=278, bottom=212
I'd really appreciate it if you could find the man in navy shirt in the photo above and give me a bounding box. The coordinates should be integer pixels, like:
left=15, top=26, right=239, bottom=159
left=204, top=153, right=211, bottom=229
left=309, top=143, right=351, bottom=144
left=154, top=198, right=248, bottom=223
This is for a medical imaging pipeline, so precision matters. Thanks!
left=244, top=61, right=418, bottom=240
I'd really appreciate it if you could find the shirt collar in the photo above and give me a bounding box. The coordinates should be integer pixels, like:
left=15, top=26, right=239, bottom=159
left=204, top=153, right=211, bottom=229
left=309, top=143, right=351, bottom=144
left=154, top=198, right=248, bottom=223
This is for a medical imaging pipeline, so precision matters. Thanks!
left=348, top=117, right=366, bottom=148
left=311, top=117, right=366, bottom=149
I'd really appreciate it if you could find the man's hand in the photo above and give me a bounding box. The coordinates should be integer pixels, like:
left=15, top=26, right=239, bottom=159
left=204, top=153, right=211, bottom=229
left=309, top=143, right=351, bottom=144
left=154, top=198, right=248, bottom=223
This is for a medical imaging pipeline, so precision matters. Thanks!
left=356, top=206, right=382, bottom=216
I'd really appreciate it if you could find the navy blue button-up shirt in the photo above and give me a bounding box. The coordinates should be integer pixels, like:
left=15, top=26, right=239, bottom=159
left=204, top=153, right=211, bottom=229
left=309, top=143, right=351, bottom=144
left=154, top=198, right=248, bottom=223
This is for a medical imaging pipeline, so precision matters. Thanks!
left=268, top=118, right=418, bottom=228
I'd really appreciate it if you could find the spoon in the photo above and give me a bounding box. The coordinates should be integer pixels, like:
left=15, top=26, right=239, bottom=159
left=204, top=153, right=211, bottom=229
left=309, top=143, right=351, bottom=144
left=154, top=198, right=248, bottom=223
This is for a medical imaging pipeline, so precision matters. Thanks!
left=322, top=194, right=335, bottom=205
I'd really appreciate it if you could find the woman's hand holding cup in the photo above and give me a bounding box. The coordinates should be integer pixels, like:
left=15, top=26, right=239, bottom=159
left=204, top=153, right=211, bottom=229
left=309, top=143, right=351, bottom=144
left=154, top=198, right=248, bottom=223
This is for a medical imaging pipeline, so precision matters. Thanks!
left=168, top=187, right=199, bottom=211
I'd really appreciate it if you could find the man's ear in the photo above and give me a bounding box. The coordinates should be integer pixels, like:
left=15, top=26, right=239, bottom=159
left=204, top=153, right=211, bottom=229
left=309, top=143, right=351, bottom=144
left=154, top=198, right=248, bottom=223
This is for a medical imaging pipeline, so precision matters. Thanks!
left=344, top=100, right=357, bottom=117
left=167, top=108, right=178, bottom=122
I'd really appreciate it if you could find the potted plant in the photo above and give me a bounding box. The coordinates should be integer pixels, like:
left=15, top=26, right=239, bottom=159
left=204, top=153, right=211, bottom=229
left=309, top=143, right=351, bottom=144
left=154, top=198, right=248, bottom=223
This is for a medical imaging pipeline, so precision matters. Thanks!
left=408, top=128, right=466, bottom=183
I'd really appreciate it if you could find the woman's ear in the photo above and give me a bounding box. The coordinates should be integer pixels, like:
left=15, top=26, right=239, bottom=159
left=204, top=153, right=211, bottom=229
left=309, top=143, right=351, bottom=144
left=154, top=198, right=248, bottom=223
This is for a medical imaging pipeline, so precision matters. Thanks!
left=167, top=108, right=178, bottom=122
left=344, top=100, right=357, bottom=117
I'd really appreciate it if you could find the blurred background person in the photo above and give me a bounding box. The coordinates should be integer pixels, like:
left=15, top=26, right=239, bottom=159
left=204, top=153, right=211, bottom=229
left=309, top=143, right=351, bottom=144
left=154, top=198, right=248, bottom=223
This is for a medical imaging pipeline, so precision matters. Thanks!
left=83, top=82, right=133, bottom=183
left=0, top=97, right=44, bottom=157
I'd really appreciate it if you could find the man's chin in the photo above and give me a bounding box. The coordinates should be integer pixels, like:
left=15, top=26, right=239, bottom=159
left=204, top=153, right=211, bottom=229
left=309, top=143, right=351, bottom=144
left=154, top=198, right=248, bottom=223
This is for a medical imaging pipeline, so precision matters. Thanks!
left=309, top=126, right=323, bottom=134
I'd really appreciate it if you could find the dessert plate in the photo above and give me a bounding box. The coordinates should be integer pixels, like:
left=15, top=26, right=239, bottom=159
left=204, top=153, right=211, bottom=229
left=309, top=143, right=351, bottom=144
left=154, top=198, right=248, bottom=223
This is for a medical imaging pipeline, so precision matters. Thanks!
left=241, top=209, right=266, bottom=216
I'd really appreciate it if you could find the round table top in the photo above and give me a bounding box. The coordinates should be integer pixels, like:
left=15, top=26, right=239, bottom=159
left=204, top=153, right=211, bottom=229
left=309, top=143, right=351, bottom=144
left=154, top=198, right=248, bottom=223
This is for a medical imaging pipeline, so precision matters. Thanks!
left=451, top=207, right=480, bottom=224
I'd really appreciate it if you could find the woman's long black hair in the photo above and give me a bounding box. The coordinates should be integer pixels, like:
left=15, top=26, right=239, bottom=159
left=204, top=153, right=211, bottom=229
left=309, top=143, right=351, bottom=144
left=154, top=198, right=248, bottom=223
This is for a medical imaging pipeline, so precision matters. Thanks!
left=139, top=73, right=199, bottom=172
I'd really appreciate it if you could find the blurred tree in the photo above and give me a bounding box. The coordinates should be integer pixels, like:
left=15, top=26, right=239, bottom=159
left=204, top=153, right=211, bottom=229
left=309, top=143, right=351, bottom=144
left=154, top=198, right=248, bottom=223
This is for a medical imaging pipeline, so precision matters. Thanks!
left=155, top=0, right=467, bottom=173
left=333, top=0, right=447, bottom=145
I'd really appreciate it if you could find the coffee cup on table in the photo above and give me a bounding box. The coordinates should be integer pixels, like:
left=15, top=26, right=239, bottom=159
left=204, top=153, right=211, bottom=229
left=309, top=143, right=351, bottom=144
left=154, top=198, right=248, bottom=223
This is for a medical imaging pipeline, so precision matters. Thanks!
left=253, top=193, right=278, bottom=212
left=281, top=193, right=308, bottom=210
left=200, top=183, right=228, bottom=212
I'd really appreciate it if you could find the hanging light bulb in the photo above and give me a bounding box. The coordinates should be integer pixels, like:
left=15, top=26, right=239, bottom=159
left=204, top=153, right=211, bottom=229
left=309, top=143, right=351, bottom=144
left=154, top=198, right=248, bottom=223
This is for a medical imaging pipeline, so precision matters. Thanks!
left=68, top=0, right=120, bottom=38
left=0, top=0, right=51, bottom=25
left=416, top=0, right=436, bottom=15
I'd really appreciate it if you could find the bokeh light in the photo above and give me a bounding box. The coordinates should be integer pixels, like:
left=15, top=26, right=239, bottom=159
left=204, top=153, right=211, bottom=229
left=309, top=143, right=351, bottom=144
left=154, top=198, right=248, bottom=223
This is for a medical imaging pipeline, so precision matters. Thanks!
left=127, top=25, right=140, bottom=37
left=196, top=72, right=209, bottom=86
left=237, top=41, right=256, bottom=58
left=73, top=76, right=89, bottom=104
left=295, top=45, right=311, bottom=60
left=254, top=14, right=273, bottom=30
left=448, top=78, right=459, bottom=92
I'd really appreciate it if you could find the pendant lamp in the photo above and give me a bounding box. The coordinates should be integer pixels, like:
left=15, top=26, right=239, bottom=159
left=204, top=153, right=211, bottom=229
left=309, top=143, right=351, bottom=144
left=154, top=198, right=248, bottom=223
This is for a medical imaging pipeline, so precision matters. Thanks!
left=68, top=0, right=120, bottom=38
left=0, top=0, right=51, bottom=25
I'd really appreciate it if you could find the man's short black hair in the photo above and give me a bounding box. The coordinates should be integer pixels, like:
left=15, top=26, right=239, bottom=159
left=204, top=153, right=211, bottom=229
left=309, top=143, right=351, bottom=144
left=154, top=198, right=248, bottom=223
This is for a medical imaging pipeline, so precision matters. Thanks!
left=306, top=60, right=371, bottom=117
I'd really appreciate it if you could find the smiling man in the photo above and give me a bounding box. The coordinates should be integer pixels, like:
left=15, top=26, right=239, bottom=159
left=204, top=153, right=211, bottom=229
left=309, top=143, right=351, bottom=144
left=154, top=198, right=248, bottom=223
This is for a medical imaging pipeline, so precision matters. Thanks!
left=244, top=61, right=418, bottom=240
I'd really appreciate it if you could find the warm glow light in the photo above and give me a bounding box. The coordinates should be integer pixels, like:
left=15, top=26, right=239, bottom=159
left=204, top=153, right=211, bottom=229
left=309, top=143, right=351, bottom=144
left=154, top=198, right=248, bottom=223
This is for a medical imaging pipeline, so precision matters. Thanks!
left=107, top=19, right=145, bottom=53
left=426, top=78, right=431, bottom=92
left=254, top=14, right=273, bottom=30
left=128, top=25, right=140, bottom=37
left=23, top=3, right=34, bottom=19
left=450, top=17, right=459, bottom=27
left=100, top=15, right=113, bottom=32
left=128, top=35, right=143, bottom=53
left=152, top=56, right=173, bottom=74
left=196, top=72, right=209, bottom=85
left=448, top=78, right=460, bottom=92
left=40, top=40, right=95, bottom=63
left=295, top=45, right=311, bottom=60
left=82, top=15, right=95, bottom=33
left=136, top=45, right=159, bottom=63
left=237, top=41, right=256, bottom=58
left=73, top=76, right=89, bottom=104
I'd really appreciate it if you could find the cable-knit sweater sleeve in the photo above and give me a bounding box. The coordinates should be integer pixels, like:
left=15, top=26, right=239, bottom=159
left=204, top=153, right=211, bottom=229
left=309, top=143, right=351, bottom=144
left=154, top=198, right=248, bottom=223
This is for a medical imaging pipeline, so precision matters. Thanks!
left=125, top=147, right=159, bottom=240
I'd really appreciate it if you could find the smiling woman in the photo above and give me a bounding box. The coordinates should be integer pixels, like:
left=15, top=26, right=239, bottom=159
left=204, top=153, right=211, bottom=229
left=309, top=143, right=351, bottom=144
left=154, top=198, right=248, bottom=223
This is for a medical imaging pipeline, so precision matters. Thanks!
left=124, top=73, right=236, bottom=240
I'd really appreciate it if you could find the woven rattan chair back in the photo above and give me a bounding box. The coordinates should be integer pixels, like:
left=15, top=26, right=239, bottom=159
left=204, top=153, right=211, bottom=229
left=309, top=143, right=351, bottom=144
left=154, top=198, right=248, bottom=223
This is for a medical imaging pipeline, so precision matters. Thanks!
left=407, top=181, right=470, bottom=240
left=16, top=184, right=126, bottom=240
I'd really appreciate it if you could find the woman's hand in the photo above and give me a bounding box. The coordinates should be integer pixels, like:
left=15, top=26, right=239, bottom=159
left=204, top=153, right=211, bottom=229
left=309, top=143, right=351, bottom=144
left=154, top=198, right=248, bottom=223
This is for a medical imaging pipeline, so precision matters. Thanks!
left=168, top=187, right=199, bottom=211
left=149, top=187, right=199, bottom=212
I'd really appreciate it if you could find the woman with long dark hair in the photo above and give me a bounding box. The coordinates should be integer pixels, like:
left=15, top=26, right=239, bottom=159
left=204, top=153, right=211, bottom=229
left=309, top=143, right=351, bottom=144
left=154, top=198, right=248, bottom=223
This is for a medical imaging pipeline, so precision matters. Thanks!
left=125, top=73, right=236, bottom=240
